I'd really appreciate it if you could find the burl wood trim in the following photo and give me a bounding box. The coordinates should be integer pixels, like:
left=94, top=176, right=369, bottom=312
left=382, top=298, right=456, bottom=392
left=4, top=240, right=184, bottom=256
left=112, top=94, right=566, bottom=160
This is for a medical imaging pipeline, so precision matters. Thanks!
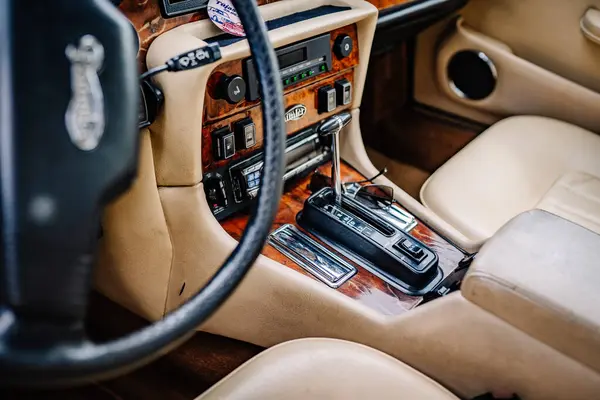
left=221, top=162, right=466, bottom=316
left=366, top=0, right=414, bottom=10
left=121, top=0, right=272, bottom=71
left=203, top=24, right=359, bottom=123
left=202, top=70, right=354, bottom=172
left=122, top=2, right=364, bottom=72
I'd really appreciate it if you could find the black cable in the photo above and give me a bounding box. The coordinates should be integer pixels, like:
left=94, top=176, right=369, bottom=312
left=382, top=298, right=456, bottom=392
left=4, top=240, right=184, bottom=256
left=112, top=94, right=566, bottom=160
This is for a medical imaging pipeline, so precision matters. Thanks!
left=139, top=64, right=168, bottom=81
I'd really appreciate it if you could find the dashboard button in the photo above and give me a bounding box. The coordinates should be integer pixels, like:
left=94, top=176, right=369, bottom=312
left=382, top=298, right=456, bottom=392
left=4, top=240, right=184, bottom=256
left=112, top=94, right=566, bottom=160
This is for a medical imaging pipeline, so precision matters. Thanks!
left=318, top=85, right=337, bottom=114
left=212, top=127, right=236, bottom=160
left=234, top=118, right=256, bottom=150
left=394, top=238, right=425, bottom=261
left=335, top=79, right=352, bottom=106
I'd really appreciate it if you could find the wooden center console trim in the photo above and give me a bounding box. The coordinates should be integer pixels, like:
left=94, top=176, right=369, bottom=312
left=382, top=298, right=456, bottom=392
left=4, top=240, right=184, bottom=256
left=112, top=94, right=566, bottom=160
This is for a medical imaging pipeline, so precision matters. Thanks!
left=202, top=24, right=359, bottom=174
left=202, top=70, right=354, bottom=173
left=203, top=24, right=359, bottom=124
left=221, top=162, right=466, bottom=316
left=122, top=1, right=410, bottom=71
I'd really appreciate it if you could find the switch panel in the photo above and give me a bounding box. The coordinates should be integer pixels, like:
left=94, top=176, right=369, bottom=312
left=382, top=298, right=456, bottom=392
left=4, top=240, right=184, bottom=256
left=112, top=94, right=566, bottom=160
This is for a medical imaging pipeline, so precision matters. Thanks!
left=335, top=79, right=352, bottom=106
left=318, top=85, right=337, bottom=114
left=212, top=126, right=236, bottom=160
left=234, top=118, right=256, bottom=150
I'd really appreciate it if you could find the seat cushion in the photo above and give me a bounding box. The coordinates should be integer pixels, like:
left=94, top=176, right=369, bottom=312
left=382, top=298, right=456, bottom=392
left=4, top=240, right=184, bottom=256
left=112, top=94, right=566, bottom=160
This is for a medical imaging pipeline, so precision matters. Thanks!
left=536, top=171, right=600, bottom=235
left=196, top=338, right=459, bottom=400
left=462, top=210, right=600, bottom=373
left=420, top=116, right=600, bottom=242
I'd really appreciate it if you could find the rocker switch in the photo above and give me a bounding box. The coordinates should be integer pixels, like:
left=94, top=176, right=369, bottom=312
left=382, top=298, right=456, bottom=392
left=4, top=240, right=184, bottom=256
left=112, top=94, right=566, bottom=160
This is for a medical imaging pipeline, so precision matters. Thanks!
left=335, top=79, right=352, bottom=106
left=234, top=118, right=256, bottom=150
left=395, top=238, right=425, bottom=261
left=318, top=85, right=337, bottom=114
left=212, top=127, right=236, bottom=160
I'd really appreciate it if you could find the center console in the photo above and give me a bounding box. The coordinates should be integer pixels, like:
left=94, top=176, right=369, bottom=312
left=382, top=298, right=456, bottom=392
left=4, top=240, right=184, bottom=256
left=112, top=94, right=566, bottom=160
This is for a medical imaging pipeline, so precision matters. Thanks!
left=202, top=25, right=358, bottom=220
left=203, top=23, right=470, bottom=313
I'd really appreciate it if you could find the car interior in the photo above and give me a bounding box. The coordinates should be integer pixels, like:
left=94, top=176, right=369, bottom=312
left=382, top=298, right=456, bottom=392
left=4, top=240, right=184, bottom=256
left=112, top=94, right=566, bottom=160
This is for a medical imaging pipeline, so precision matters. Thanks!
left=2, top=0, right=600, bottom=399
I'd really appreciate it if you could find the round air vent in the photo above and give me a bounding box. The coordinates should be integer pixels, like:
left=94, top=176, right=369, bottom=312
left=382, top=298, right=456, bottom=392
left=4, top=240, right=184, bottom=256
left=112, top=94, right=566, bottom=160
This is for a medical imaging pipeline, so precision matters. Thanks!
left=447, top=50, right=497, bottom=100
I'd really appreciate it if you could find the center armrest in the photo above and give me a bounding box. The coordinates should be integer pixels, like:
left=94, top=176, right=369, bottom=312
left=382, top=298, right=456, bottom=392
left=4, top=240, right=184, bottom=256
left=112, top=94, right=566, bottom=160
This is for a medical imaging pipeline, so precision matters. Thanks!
left=462, top=210, right=600, bottom=373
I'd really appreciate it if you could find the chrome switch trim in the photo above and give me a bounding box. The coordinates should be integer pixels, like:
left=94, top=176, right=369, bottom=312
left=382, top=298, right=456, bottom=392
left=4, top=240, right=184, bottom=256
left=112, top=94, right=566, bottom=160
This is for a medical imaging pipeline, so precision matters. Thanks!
left=268, top=224, right=356, bottom=288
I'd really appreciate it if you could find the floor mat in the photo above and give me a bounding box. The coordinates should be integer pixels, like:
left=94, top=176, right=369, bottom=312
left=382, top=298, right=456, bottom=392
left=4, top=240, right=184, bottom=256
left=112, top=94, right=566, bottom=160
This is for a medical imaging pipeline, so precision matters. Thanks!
left=366, top=147, right=430, bottom=200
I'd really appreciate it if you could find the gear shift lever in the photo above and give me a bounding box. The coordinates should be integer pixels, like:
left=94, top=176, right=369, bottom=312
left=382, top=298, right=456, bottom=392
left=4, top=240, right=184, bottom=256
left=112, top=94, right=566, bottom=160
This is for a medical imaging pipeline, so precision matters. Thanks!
left=318, top=111, right=352, bottom=203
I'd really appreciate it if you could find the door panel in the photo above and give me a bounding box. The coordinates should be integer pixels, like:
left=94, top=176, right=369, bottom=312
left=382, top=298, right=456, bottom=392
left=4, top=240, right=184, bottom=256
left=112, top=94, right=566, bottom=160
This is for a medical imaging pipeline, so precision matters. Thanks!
left=414, top=0, right=600, bottom=132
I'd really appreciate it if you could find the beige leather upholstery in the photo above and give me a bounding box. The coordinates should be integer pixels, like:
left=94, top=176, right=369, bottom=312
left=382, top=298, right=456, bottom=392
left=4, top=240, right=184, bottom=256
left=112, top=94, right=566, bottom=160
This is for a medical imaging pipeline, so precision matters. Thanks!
left=421, top=116, right=600, bottom=242
left=414, top=0, right=600, bottom=131
left=197, top=338, right=459, bottom=400
left=537, top=172, right=600, bottom=235
left=462, top=210, right=600, bottom=373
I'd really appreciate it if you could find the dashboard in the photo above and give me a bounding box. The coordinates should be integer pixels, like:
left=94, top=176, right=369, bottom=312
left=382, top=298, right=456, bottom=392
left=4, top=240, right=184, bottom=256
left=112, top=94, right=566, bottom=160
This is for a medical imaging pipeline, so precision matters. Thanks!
left=119, top=0, right=412, bottom=70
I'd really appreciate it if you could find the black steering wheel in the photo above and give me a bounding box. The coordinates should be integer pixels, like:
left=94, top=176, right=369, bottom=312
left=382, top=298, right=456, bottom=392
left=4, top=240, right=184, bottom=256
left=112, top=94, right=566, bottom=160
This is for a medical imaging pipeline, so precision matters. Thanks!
left=0, top=0, right=285, bottom=386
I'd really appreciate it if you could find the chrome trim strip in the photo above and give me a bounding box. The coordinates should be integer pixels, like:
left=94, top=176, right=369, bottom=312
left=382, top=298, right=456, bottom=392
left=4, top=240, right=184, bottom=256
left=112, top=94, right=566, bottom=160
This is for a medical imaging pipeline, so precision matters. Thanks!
left=344, top=183, right=417, bottom=232
left=268, top=224, right=356, bottom=288
left=285, top=132, right=319, bottom=153
left=282, top=151, right=329, bottom=181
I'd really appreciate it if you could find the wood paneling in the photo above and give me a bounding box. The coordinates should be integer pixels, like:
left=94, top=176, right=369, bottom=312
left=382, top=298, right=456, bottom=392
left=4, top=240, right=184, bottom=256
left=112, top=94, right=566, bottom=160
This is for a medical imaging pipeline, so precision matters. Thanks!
left=120, top=0, right=205, bottom=70
left=203, top=24, right=359, bottom=173
left=367, top=0, right=414, bottom=10
left=202, top=70, right=353, bottom=172
left=121, top=1, right=367, bottom=72
left=360, top=42, right=484, bottom=172
left=203, top=24, right=359, bottom=124
left=221, top=162, right=466, bottom=316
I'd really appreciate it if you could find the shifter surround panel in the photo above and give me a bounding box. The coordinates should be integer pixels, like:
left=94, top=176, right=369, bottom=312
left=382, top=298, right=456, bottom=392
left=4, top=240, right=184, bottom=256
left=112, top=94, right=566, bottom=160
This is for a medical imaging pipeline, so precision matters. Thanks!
left=299, top=187, right=442, bottom=295
left=221, top=162, right=468, bottom=316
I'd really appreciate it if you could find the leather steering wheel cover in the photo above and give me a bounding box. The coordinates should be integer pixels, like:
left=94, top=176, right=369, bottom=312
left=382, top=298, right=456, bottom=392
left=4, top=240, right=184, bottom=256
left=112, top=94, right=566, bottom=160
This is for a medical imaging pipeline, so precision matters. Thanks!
left=0, top=0, right=285, bottom=386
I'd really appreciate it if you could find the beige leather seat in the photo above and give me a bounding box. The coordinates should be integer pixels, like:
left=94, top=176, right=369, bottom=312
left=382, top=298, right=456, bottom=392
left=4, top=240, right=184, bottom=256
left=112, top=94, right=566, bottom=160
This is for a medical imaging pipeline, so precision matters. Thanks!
left=197, top=338, right=458, bottom=399
left=420, top=116, right=600, bottom=242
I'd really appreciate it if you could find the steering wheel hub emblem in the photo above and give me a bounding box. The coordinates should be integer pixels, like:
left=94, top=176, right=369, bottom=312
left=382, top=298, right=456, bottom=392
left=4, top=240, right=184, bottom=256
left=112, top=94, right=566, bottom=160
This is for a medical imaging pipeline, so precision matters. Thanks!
left=65, top=35, right=105, bottom=151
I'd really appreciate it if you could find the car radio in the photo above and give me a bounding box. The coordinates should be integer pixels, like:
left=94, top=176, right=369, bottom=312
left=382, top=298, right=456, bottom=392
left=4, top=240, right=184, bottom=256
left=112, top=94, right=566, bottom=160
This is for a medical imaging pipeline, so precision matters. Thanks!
left=244, top=34, right=333, bottom=101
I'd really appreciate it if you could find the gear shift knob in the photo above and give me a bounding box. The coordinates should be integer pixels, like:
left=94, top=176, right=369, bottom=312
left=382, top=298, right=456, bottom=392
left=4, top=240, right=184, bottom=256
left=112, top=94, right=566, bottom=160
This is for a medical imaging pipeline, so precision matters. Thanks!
left=318, top=111, right=352, bottom=204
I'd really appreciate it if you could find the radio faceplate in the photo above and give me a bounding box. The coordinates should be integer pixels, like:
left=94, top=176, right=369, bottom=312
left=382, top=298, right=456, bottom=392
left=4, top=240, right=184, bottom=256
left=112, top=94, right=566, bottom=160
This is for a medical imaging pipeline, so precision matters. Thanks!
left=244, top=34, right=333, bottom=101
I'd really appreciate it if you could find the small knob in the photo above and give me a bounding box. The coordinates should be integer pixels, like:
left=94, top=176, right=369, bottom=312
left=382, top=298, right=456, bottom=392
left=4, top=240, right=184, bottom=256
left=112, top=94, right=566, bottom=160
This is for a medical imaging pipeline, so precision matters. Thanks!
left=334, top=35, right=353, bottom=59
left=218, top=75, right=247, bottom=104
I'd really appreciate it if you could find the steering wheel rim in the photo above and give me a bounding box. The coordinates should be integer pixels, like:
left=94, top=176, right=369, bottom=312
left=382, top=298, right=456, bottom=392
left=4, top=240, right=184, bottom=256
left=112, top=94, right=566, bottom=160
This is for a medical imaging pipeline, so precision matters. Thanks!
left=0, top=0, right=285, bottom=386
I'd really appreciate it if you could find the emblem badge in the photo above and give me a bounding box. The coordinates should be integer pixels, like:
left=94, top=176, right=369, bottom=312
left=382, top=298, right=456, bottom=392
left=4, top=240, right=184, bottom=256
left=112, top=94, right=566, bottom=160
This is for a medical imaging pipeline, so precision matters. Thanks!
left=65, top=35, right=105, bottom=151
left=285, top=104, right=307, bottom=122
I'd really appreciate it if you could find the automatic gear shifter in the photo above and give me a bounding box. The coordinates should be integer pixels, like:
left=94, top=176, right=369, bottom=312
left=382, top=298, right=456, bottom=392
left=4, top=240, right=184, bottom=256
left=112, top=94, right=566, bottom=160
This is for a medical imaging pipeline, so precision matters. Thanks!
left=299, top=112, right=441, bottom=293
left=318, top=111, right=352, bottom=203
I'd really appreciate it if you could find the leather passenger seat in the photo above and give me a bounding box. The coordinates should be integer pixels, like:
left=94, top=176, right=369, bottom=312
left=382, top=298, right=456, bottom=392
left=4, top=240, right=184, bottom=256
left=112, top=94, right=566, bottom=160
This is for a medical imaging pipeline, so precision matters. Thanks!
left=420, top=116, right=600, bottom=242
left=197, top=338, right=459, bottom=399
